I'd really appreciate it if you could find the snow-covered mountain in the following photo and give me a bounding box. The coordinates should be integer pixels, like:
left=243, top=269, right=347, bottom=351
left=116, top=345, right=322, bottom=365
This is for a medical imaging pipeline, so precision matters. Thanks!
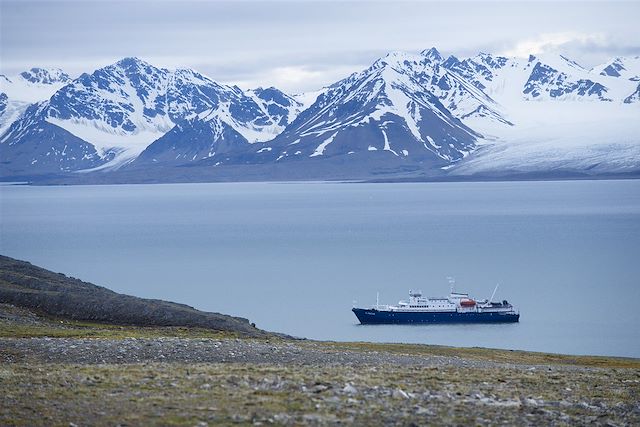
left=1, top=58, right=303, bottom=174
left=133, top=114, right=252, bottom=166
left=45, top=58, right=301, bottom=167
left=1, top=51, right=638, bottom=181
left=132, top=84, right=304, bottom=166
left=593, top=56, right=640, bottom=80
left=0, top=67, right=70, bottom=135
left=441, top=54, right=640, bottom=176
left=231, top=49, right=638, bottom=177
left=0, top=102, right=103, bottom=174
left=442, top=53, right=639, bottom=106
left=591, top=56, right=640, bottom=105
left=0, top=67, right=70, bottom=103
left=625, top=84, right=640, bottom=104
left=245, top=50, right=486, bottom=167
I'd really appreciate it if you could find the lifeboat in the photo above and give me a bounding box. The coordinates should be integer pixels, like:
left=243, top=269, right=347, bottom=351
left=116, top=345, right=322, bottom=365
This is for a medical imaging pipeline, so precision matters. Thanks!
left=460, top=299, right=476, bottom=307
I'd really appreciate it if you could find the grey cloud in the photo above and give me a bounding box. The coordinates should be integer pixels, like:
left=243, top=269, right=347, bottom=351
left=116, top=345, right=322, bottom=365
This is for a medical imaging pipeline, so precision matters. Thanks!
left=2, top=1, right=639, bottom=92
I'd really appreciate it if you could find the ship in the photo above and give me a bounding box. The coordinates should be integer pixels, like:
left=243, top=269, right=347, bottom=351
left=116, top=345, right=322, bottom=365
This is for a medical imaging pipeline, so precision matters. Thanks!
left=352, top=284, right=519, bottom=324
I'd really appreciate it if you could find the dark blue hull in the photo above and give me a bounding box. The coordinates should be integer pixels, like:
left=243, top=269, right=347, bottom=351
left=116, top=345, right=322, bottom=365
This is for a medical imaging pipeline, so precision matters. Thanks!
left=352, top=308, right=519, bottom=324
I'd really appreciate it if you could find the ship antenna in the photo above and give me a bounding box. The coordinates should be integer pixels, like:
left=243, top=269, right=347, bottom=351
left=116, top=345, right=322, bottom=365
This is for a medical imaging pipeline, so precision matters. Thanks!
left=490, top=283, right=500, bottom=303
left=447, top=277, right=455, bottom=294
left=376, top=292, right=379, bottom=309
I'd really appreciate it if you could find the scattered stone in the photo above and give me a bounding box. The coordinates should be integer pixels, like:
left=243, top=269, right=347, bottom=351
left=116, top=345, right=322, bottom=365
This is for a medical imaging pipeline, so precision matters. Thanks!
left=311, top=384, right=329, bottom=393
left=393, top=388, right=410, bottom=399
left=342, top=383, right=358, bottom=394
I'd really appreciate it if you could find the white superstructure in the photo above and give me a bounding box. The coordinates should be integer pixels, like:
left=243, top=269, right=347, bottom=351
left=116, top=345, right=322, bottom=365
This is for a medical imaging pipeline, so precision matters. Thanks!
left=374, top=287, right=518, bottom=315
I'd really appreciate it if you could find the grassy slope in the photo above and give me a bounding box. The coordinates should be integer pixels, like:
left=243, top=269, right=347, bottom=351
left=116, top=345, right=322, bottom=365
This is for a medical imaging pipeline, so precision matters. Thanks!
left=0, top=254, right=267, bottom=337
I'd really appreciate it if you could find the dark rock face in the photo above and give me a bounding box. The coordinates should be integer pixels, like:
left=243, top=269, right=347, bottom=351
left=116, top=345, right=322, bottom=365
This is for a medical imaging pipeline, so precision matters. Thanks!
left=0, top=103, right=104, bottom=177
left=133, top=117, right=250, bottom=165
left=599, top=59, right=625, bottom=77
left=0, top=255, right=266, bottom=337
left=19, top=67, right=70, bottom=85
left=624, top=82, right=640, bottom=104
left=252, top=87, right=301, bottom=127
left=0, top=92, right=8, bottom=116
left=523, top=62, right=611, bottom=101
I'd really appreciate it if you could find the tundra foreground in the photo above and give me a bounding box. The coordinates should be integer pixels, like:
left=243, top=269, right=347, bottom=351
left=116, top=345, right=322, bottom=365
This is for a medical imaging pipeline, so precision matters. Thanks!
left=1, top=303, right=639, bottom=426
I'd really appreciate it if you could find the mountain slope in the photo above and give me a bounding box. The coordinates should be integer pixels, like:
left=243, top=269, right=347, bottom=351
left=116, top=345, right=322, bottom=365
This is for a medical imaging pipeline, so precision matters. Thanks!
left=44, top=58, right=216, bottom=166
left=0, top=103, right=103, bottom=177
left=1, top=58, right=303, bottom=172
left=445, top=54, right=640, bottom=177
left=133, top=115, right=250, bottom=165
left=522, top=56, right=610, bottom=101
left=625, top=83, right=640, bottom=104
left=595, top=56, right=640, bottom=104
left=246, top=51, right=482, bottom=170
left=131, top=86, right=303, bottom=166
left=0, top=67, right=70, bottom=135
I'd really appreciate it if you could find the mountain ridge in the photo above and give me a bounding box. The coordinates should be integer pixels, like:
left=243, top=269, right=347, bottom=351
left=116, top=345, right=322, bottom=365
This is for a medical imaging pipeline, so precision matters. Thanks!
left=1, top=50, right=639, bottom=182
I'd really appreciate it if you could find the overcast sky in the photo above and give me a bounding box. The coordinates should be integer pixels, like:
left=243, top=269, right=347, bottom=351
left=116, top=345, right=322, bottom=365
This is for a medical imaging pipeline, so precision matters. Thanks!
left=1, top=0, right=639, bottom=93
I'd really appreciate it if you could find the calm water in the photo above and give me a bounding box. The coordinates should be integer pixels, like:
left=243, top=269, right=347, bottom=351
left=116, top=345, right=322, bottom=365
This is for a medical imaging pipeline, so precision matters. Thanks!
left=1, top=180, right=639, bottom=357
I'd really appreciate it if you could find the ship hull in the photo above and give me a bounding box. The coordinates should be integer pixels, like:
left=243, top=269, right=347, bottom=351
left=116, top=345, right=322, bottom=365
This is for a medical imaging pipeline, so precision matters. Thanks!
left=352, top=308, right=519, bottom=324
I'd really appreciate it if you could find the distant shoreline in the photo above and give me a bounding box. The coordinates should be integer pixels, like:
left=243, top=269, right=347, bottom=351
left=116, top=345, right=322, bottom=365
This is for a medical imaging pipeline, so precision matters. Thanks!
left=1, top=172, right=640, bottom=187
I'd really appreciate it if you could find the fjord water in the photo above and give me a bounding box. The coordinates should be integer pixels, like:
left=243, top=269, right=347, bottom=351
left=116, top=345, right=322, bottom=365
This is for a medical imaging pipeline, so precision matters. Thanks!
left=1, top=180, right=639, bottom=357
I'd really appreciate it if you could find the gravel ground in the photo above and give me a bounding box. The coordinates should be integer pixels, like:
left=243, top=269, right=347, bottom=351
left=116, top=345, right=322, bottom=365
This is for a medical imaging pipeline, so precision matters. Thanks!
left=0, top=336, right=527, bottom=368
left=1, top=304, right=639, bottom=426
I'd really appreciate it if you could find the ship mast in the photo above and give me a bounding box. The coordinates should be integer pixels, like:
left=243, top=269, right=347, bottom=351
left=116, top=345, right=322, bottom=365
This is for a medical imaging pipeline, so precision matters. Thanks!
left=489, top=283, right=500, bottom=303
left=447, top=277, right=455, bottom=294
